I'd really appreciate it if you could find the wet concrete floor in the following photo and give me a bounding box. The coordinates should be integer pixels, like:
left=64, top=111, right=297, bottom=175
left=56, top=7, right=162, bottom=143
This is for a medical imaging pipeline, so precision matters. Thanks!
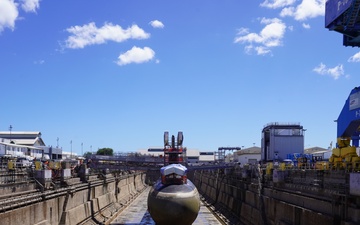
left=110, top=187, right=223, bottom=225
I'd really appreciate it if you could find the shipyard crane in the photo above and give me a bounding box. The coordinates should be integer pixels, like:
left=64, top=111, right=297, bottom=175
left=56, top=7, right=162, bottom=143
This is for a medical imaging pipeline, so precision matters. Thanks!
left=326, top=0, right=360, bottom=47
left=325, top=2, right=360, bottom=168
left=330, top=86, right=360, bottom=169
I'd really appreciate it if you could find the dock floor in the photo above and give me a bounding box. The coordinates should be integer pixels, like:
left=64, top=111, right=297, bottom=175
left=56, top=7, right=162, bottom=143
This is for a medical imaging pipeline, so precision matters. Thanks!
left=110, top=186, right=223, bottom=225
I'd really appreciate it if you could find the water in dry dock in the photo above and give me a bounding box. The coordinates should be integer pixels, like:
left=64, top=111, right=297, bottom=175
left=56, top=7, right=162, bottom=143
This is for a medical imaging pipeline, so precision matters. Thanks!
left=110, top=186, right=223, bottom=225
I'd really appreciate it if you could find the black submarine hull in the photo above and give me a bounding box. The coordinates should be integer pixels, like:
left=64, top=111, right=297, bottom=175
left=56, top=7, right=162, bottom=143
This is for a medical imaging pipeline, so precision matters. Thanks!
left=147, top=179, right=200, bottom=225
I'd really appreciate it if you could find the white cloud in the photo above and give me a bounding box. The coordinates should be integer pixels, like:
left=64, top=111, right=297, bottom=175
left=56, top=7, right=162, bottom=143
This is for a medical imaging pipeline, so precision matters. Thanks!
left=313, top=63, right=344, bottom=80
left=34, top=59, right=45, bottom=64
left=116, top=46, right=155, bottom=66
left=280, top=0, right=325, bottom=21
left=348, top=52, right=360, bottom=62
left=21, top=0, right=40, bottom=13
left=260, top=0, right=296, bottom=9
left=65, top=22, right=150, bottom=49
left=149, top=20, right=164, bottom=28
left=0, top=0, right=18, bottom=32
left=0, top=0, right=42, bottom=34
left=234, top=18, right=286, bottom=55
left=302, top=23, right=310, bottom=29
left=255, top=46, right=272, bottom=55
left=237, top=27, right=249, bottom=35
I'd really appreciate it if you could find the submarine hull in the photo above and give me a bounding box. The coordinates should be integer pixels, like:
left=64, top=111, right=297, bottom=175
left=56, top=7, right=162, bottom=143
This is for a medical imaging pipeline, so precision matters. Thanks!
left=147, top=179, right=200, bottom=225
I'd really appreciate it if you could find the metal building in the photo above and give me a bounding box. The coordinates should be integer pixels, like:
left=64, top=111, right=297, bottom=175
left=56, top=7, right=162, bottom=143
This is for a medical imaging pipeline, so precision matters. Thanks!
left=261, top=123, right=305, bottom=162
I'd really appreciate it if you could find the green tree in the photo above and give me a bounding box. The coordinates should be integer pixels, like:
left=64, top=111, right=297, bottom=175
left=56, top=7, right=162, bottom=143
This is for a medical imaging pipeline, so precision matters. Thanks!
left=97, top=148, right=114, bottom=156
left=83, top=151, right=93, bottom=158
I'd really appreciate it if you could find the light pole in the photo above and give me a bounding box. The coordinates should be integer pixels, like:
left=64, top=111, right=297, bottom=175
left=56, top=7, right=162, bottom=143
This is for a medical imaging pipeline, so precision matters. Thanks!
left=9, top=125, right=12, bottom=143
left=302, top=129, right=307, bottom=151
left=81, top=143, right=83, bottom=156
left=70, top=140, right=72, bottom=159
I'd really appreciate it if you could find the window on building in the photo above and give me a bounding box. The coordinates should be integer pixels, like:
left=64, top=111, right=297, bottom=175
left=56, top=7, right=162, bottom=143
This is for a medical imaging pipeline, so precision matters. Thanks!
left=274, top=128, right=302, bottom=136
left=199, top=152, right=214, bottom=155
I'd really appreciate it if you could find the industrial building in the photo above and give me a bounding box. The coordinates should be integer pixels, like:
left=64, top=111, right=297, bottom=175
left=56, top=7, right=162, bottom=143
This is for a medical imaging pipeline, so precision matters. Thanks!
left=137, top=147, right=215, bottom=164
left=261, top=123, right=305, bottom=162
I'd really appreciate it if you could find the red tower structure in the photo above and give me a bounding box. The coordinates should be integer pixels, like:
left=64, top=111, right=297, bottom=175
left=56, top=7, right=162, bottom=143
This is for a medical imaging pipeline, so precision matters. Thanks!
left=161, top=131, right=187, bottom=185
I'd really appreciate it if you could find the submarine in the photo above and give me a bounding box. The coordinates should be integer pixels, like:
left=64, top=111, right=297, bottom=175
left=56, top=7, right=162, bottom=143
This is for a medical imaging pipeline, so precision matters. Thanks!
left=147, top=131, right=200, bottom=225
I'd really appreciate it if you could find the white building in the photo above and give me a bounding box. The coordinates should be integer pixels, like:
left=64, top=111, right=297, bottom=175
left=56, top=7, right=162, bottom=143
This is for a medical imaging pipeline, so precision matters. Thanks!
left=0, top=141, right=43, bottom=159
left=234, top=146, right=261, bottom=165
left=304, top=146, right=330, bottom=161
left=186, top=149, right=215, bottom=164
left=0, top=131, right=47, bottom=159
left=0, top=131, right=45, bottom=146
left=137, top=147, right=215, bottom=164
left=61, top=151, right=78, bottom=159
left=137, top=147, right=164, bottom=157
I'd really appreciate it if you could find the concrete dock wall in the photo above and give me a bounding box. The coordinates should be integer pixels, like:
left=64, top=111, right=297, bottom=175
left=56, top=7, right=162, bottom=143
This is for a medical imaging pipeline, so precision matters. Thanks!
left=0, top=172, right=147, bottom=225
left=193, top=169, right=360, bottom=225
left=5, top=168, right=360, bottom=225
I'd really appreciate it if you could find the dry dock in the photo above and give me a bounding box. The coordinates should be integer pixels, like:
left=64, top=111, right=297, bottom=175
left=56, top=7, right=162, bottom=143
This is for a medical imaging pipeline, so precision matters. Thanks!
left=1, top=166, right=360, bottom=225
left=110, top=186, right=223, bottom=225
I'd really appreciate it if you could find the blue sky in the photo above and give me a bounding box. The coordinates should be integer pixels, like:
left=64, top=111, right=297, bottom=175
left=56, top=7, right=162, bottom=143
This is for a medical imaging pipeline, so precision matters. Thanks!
left=0, top=0, right=359, bottom=155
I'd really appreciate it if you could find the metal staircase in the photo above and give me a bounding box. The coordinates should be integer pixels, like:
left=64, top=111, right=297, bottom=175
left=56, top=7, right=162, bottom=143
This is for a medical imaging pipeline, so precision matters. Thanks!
left=346, top=0, right=360, bottom=29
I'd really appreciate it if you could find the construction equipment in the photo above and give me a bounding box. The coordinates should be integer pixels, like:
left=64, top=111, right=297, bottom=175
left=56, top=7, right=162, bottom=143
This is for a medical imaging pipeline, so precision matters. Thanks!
left=297, top=156, right=308, bottom=169
left=329, top=86, right=360, bottom=170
